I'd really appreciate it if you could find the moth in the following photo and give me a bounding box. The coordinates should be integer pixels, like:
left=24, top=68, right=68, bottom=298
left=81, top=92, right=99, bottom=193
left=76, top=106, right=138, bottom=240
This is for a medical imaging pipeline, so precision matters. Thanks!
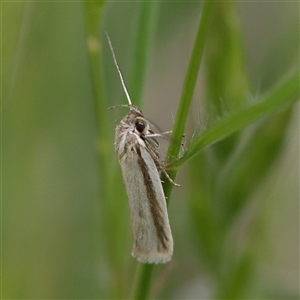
left=106, top=33, right=179, bottom=264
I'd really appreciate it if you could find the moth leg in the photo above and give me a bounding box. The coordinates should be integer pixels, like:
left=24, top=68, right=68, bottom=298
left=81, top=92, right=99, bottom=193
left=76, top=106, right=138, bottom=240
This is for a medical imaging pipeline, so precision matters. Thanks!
left=148, top=147, right=181, bottom=187
left=161, top=168, right=181, bottom=187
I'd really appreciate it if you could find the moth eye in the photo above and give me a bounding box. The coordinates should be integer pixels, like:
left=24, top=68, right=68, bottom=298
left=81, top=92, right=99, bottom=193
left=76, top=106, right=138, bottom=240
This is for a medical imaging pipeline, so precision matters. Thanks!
left=135, top=121, right=146, bottom=133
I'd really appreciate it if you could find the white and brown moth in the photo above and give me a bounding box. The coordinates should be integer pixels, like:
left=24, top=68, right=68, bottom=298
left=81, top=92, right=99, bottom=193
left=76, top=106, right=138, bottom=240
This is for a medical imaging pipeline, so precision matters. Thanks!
left=106, top=33, right=179, bottom=264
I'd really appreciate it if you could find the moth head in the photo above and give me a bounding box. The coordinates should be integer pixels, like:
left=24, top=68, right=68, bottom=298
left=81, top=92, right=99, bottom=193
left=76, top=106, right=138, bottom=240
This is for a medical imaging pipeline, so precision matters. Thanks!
left=135, top=117, right=149, bottom=135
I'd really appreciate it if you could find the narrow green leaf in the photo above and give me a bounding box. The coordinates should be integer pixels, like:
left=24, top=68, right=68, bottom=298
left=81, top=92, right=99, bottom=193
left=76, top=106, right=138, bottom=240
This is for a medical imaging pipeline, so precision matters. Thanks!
left=216, top=108, right=294, bottom=223
left=170, top=72, right=299, bottom=170
left=205, top=2, right=250, bottom=159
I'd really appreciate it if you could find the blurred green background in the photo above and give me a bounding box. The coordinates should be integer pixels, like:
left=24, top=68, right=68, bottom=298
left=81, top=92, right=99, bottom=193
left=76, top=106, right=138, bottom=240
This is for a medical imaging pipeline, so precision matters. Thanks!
left=2, top=1, right=299, bottom=299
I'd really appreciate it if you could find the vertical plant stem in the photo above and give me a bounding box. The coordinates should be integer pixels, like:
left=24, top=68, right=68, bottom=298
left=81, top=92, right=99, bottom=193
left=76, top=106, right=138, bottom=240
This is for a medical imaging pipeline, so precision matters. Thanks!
left=166, top=0, right=214, bottom=164
left=130, top=264, right=154, bottom=300
left=82, top=1, right=120, bottom=297
left=82, top=2, right=110, bottom=163
left=130, top=2, right=214, bottom=299
left=164, top=0, right=214, bottom=201
left=129, top=2, right=157, bottom=106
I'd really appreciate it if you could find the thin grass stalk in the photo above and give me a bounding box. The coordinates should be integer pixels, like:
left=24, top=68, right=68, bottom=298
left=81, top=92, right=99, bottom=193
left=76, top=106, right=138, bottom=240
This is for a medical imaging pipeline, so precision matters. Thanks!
left=129, top=2, right=157, bottom=107
left=163, top=0, right=214, bottom=202
left=83, top=1, right=122, bottom=297
left=82, top=2, right=110, bottom=172
left=130, top=2, right=215, bottom=299
left=130, top=264, right=155, bottom=300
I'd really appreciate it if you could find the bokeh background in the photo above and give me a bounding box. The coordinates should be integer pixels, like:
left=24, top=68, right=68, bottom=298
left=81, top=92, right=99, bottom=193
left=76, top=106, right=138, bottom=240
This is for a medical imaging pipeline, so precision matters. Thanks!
left=2, top=1, right=299, bottom=299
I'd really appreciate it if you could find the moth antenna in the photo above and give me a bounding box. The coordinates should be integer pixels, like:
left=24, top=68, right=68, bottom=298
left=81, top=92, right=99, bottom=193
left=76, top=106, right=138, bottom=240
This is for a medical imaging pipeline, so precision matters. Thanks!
left=105, top=31, right=132, bottom=106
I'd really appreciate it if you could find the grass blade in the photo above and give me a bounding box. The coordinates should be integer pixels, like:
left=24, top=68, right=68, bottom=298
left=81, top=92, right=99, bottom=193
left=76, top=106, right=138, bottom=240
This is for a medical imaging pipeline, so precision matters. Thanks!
left=130, top=2, right=215, bottom=299
left=170, top=71, right=299, bottom=170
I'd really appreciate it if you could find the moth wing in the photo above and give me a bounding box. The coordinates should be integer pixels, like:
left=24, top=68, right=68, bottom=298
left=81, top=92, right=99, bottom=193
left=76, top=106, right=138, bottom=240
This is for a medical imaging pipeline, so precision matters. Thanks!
left=118, top=134, right=173, bottom=264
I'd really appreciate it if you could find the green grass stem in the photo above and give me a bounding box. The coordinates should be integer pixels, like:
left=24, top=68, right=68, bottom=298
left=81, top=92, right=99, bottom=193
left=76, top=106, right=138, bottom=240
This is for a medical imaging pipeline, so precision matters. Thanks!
left=163, top=0, right=214, bottom=204
left=130, top=264, right=155, bottom=300
left=82, top=1, right=110, bottom=162
left=129, top=2, right=157, bottom=107
left=130, top=2, right=214, bottom=299
left=166, top=1, right=214, bottom=164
